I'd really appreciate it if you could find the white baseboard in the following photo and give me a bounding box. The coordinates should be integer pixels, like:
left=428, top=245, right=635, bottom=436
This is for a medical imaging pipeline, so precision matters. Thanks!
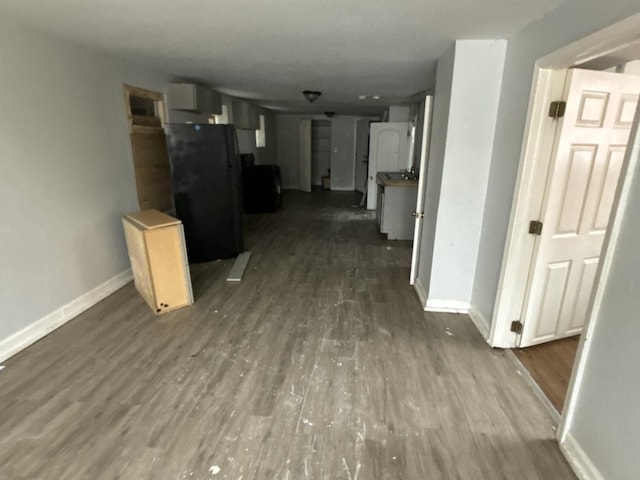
left=330, top=186, right=355, bottom=191
left=560, top=433, right=605, bottom=480
left=414, top=277, right=428, bottom=310
left=505, top=349, right=560, bottom=425
left=425, top=298, right=470, bottom=314
left=0, top=269, right=132, bottom=364
left=467, top=304, right=490, bottom=340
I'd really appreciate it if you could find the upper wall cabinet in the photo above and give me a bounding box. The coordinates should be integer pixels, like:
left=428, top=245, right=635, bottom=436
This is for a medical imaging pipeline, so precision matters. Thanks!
left=168, top=83, right=222, bottom=115
left=232, top=100, right=260, bottom=130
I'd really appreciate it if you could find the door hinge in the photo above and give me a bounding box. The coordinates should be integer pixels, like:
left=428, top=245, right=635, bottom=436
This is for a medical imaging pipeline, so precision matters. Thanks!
left=510, top=320, right=524, bottom=334
left=529, top=220, right=543, bottom=235
left=412, top=211, right=424, bottom=218
left=548, top=101, right=566, bottom=118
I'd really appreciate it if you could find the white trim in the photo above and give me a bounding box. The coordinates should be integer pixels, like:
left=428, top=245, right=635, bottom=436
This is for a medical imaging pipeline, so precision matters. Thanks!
left=413, top=276, right=428, bottom=309
left=467, top=305, right=490, bottom=340
left=330, top=186, right=355, bottom=191
left=560, top=433, right=605, bottom=480
left=490, top=12, right=640, bottom=350
left=489, top=67, right=568, bottom=349
left=0, top=269, right=133, bottom=363
left=505, top=349, right=561, bottom=425
left=410, top=96, right=433, bottom=286
left=425, top=298, right=470, bottom=314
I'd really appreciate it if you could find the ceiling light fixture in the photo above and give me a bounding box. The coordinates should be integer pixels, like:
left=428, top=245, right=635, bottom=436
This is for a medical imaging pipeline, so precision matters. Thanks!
left=302, top=90, right=322, bottom=103
left=372, top=95, right=381, bottom=100
left=358, top=95, right=367, bottom=100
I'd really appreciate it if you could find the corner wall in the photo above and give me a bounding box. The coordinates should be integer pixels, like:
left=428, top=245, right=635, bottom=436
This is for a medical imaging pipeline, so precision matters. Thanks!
left=0, top=16, right=170, bottom=352
left=471, top=0, right=640, bottom=328
left=565, top=113, right=640, bottom=480
left=416, top=40, right=506, bottom=314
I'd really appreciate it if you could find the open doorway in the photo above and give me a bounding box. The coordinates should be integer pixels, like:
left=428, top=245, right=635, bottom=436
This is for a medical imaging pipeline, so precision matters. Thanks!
left=490, top=27, right=640, bottom=420
left=123, top=84, right=173, bottom=212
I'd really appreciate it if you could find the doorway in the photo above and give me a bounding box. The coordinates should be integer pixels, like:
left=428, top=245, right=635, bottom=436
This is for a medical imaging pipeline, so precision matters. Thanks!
left=311, top=120, right=331, bottom=189
left=123, top=84, right=173, bottom=212
left=490, top=29, right=640, bottom=422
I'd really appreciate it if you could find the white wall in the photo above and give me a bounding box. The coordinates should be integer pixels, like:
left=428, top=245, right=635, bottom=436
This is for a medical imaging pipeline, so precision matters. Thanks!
left=275, top=114, right=304, bottom=189
left=417, top=40, right=506, bottom=313
left=276, top=114, right=364, bottom=191
left=471, top=0, right=640, bottom=326
left=566, top=116, right=640, bottom=479
left=236, top=108, right=277, bottom=165
left=416, top=44, right=455, bottom=297
left=0, top=16, right=171, bottom=346
left=330, top=116, right=359, bottom=191
left=388, top=105, right=412, bottom=122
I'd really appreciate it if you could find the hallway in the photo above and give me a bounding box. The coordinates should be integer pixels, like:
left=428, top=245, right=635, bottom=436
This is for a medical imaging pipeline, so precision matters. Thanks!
left=0, top=191, right=575, bottom=479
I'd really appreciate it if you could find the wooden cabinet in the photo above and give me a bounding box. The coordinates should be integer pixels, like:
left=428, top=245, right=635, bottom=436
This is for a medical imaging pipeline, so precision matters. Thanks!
left=168, top=82, right=222, bottom=114
left=122, top=210, right=193, bottom=314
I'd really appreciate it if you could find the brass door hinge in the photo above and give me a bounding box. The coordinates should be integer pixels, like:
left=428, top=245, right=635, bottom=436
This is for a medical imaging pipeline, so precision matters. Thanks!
left=549, top=101, right=566, bottom=118
left=529, top=220, right=543, bottom=236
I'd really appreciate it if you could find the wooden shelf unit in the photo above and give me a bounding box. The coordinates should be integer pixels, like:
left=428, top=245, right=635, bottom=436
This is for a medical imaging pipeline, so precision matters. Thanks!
left=122, top=210, right=193, bottom=314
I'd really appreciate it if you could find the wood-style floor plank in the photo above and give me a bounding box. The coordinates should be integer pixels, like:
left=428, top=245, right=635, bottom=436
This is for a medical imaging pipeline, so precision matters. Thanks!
left=513, top=336, right=580, bottom=413
left=0, top=190, right=575, bottom=479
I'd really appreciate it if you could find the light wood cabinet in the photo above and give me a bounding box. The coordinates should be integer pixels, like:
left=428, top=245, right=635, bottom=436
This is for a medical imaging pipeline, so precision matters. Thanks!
left=122, top=210, right=193, bottom=314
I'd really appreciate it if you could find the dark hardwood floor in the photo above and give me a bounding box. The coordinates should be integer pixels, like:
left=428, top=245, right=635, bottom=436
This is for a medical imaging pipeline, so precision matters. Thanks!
left=0, top=190, right=575, bottom=479
left=513, top=336, right=580, bottom=413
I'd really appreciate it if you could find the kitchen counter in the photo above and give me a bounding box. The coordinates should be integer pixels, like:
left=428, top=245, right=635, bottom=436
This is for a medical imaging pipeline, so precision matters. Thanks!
left=376, top=171, right=419, bottom=187
left=376, top=172, right=419, bottom=240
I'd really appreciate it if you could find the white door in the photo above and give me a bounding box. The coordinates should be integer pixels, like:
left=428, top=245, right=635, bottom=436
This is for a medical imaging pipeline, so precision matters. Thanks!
left=366, top=122, right=411, bottom=210
left=519, top=68, right=640, bottom=347
left=354, top=119, right=370, bottom=194
left=410, top=96, right=433, bottom=285
left=299, top=119, right=312, bottom=192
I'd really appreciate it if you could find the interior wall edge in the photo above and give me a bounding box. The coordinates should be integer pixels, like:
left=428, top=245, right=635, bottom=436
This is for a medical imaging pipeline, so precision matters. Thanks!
left=467, top=304, right=491, bottom=339
left=560, top=433, right=606, bottom=480
left=0, top=269, right=133, bottom=364
left=424, top=298, right=470, bottom=314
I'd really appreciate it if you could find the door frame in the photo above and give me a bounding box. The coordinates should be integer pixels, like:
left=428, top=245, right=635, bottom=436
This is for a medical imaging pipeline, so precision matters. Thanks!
left=481, top=13, right=640, bottom=446
left=299, top=119, right=312, bottom=192
left=489, top=14, right=640, bottom=350
left=410, top=95, right=433, bottom=285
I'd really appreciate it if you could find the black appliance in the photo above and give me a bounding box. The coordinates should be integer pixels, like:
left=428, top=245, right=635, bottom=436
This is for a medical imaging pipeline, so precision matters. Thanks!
left=165, top=124, right=244, bottom=262
left=239, top=154, right=282, bottom=213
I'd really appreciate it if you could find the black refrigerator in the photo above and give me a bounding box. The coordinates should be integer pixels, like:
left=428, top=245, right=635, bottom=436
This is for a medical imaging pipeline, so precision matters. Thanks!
left=165, top=124, right=244, bottom=263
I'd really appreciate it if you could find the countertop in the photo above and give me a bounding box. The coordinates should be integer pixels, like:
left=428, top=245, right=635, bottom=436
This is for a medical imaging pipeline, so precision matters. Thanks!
left=376, top=171, right=419, bottom=187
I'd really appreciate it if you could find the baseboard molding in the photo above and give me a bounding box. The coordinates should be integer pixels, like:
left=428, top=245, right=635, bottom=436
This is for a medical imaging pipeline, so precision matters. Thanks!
left=560, top=433, right=605, bottom=480
left=414, top=277, right=428, bottom=310
left=505, top=349, right=561, bottom=424
left=467, top=305, right=490, bottom=340
left=0, top=269, right=132, bottom=364
left=330, top=186, right=355, bottom=191
left=425, top=298, right=470, bottom=314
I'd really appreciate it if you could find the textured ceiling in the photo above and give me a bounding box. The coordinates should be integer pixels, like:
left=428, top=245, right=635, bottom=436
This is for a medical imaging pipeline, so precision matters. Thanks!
left=1, top=0, right=569, bottom=114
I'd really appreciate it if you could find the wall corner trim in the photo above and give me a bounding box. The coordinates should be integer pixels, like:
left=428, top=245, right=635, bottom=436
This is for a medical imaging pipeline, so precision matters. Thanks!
left=424, top=298, right=470, bottom=314
left=560, top=433, right=605, bottom=480
left=414, top=277, right=428, bottom=310
left=0, top=269, right=133, bottom=364
left=467, top=304, right=490, bottom=340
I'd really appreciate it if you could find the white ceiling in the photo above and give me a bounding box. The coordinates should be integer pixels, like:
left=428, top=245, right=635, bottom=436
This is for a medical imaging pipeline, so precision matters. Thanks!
left=1, top=0, right=570, bottom=114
